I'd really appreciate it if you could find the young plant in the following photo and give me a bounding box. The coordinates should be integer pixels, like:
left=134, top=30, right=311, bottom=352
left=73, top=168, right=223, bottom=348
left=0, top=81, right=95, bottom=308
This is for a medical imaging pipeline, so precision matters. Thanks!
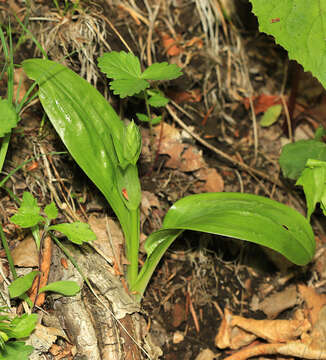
left=0, top=308, right=37, bottom=359
left=98, top=51, right=182, bottom=127
left=22, top=56, right=315, bottom=301
left=9, top=191, right=95, bottom=301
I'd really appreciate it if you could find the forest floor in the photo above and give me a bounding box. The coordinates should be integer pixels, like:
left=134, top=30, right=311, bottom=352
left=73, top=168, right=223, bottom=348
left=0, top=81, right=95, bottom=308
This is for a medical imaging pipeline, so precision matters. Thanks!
left=1, top=1, right=326, bottom=359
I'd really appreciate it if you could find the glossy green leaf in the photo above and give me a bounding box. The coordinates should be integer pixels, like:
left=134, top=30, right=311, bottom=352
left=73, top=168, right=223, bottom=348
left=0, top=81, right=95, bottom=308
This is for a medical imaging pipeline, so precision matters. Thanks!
left=132, top=193, right=315, bottom=299
left=8, top=271, right=39, bottom=299
left=250, top=0, right=326, bottom=89
left=22, top=59, right=133, bottom=252
left=49, top=222, right=96, bottom=245
left=39, top=281, right=80, bottom=296
left=0, top=99, right=18, bottom=137
left=279, top=140, right=326, bottom=180
left=10, top=192, right=43, bottom=228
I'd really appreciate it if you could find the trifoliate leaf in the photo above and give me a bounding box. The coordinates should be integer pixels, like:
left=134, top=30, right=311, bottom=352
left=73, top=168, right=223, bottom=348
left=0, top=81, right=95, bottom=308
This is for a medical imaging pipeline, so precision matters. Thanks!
left=136, top=113, right=150, bottom=122
left=0, top=99, right=18, bottom=137
left=0, top=341, right=34, bottom=360
left=148, top=94, right=169, bottom=107
left=7, top=314, right=38, bottom=339
left=98, top=51, right=141, bottom=80
left=109, top=79, right=149, bottom=98
left=10, top=192, right=44, bottom=228
left=49, top=222, right=96, bottom=244
left=39, top=281, right=80, bottom=296
left=250, top=0, right=326, bottom=90
left=260, top=104, right=282, bottom=127
left=44, top=202, right=58, bottom=220
left=141, top=62, right=182, bottom=80
left=8, top=271, right=39, bottom=299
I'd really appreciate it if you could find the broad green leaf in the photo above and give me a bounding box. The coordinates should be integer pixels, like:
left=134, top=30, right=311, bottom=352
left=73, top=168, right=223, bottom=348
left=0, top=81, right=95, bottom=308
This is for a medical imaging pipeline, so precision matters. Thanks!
left=296, top=165, right=326, bottom=220
left=141, top=62, right=182, bottom=81
left=22, top=59, right=133, bottom=251
left=109, top=79, right=149, bottom=98
left=39, top=280, right=80, bottom=296
left=7, top=314, right=37, bottom=339
left=132, top=193, right=315, bottom=299
left=250, top=0, right=326, bottom=89
left=8, top=271, right=39, bottom=298
left=136, top=113, right=150, bottom=122
left=148, top=94, right=169, bottom=107
left=44, top=202, right=58, bottom=220
left=98, top=51, right=141, bottom=80
left=260, top=104, right=282, bottom=127
left=279, top=140, right=326, bottom=180
left=49, top=222, right=96, bottom=244
left=10, top=192, right=43, bottom=228
left=0, top=341, right=34, bottom=360
left=0, top=99, right=18, bottom=137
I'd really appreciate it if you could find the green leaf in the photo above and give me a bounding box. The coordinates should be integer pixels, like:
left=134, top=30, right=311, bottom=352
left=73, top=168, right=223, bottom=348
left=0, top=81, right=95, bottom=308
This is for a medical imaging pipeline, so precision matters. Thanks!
left=49, top=222, right=96, bottom=244
left=136, top=113, right=150, bottom=122
left=314, top=126, right=326, bottom=141
left=10, top=192, right=43, bottom=228
left=44, top=202, right=58, bottom=220
left=148, top=94, right=169, bottom=107
left=98, top=51, right=142, bottom=80
left=249, top=0, right=326, bottom=89
left=109, top=79, right=149, bottom=98
left=132, top=192, right=315, bottom=299
left=141, top=62, right=182, bottom=81
left=39, top=281, right=80, bottom=296
left=8, top=271, right=39, bottom=299
left=0, top=99, right=18, bottom=137
left=279, top=140, right=326, bottom=180
left=151, top=116, right=162, bottom=125
left=7, top=314, right=38, bottom=339
left=296, top=159, right=326, bottom=220
left=22, top=59, right=134, bottom=257
left=0, top=341, right=34, bottom=360
left=260, top=104, right=282, bottom=127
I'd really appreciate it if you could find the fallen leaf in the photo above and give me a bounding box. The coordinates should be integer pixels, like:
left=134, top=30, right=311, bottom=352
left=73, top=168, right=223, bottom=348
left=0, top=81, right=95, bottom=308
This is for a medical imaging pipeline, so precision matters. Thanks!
left=243, top=94, right=282, bottom=115
left=172, top=302, right=186, bottom=327
left=160, top=32, right=183, bottom=56
left=195, top=168, right=224, bottom=193
left=298, top=284, right=326, bottom=325
left=167, top=88, right=202, bottom=104
left=12, top=234, right=38, bottom=267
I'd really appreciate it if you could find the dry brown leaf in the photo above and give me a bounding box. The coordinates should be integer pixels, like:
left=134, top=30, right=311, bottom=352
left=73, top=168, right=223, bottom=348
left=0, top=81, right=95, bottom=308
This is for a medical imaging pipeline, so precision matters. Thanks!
left=195, top=348, right=216, bottom=360
left=13, top=67, right=28, bottom=103
left=299, top=284, right=326, bottom=325
left=195, top=168, right=224, bottom=193
left=12, top=234, right=39, bottom=267
left=159, top=32, right=183, bottom=56
left=141, top=191, right=160, bottom=218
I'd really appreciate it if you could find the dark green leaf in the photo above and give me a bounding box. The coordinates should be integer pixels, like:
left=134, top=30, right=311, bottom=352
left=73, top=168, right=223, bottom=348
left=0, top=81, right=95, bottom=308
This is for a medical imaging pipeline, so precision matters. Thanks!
left=39, top=281, right=80, bottom=296
left=279, top=140, right=326, bottom=180
left=10, top=192, right=43, bottom=228
left=49, top=222, right=96, bottom=244
left=8, top=271, right=39, bottom=299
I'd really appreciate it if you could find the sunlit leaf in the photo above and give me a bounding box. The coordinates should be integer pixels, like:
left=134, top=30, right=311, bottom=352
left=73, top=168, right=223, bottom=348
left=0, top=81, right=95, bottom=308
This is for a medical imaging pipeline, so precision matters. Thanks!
left=141, top=62, right=182, bottom=81
left=49, top=222, right=96, bottom=244
left=44, top=202, right=58, bottom=220
left=39, top=281, right=80, bottom=296
left=10, top=192, right=43, bottom=228
left=8, top=271, right=39, bottom=298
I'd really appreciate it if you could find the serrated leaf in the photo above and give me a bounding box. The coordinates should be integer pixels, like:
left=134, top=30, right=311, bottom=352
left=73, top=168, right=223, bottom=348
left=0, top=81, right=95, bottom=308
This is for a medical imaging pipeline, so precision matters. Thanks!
left=44, top=202, right=58, bottom=220
left=98, top=51, right=141, bottom=80
left=148, top=94, right=169, bottom=107
left=260, top=104, right=282, bottom=127
left=136, top=113, right=150, bottom=122
left=279, top=140, right=326, bottom=180
left=8, top=271, right=39, bottom=299
left=39, top=281, right=80, bottom=296
left=49, top=222, right=96, bottom=244
left=10, top=192, right=44, bottom=228
left=109, top=79, right=149, bottom=98
left=141, top=62, right=182, bottom=81
left=0, top=341, right=34, bottom=360
left=7, top=314, right=38, bottom=339
left=250, top=0, right=326, bottom=89
left=0, top=99, right=18, bottom=137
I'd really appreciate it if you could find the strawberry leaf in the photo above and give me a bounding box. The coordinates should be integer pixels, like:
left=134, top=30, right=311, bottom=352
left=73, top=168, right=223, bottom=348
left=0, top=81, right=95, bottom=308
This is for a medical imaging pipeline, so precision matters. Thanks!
left=141, top=62, right=182, bottom=80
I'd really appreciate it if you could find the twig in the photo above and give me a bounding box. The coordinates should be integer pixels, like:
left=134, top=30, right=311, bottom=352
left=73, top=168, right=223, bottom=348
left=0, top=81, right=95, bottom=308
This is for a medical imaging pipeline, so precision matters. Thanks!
left=166, top=104, right=283, bottom=187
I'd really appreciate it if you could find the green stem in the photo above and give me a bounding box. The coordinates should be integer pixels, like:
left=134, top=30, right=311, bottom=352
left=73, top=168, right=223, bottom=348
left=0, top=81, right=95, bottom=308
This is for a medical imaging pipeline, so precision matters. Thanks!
left=0, top=225, right=17, bottom=280
left=125, top=208, right=140, bottom=287
left=143, top=91, right=154, bottom=152
left=0, top=134, right=10, bottom=174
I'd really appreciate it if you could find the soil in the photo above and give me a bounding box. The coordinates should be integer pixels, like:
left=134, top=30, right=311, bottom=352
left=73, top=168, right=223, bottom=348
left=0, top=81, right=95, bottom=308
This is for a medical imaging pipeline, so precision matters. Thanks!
left=1, top=1, right=326, bottom=359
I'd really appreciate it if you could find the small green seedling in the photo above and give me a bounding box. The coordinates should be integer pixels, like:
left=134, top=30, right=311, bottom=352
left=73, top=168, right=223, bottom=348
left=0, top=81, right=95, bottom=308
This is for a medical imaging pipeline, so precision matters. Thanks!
left=22, top=55, right=315, bottom=302
left=98, top=51, right=182, bottom=127
left=9, top=191, right=96, bottom=301
left=0, top=308, right=36, bottom=359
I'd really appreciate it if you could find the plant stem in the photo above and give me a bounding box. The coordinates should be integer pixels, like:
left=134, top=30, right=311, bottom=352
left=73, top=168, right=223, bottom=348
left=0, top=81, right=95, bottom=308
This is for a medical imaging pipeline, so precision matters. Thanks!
left=0, top=225, right=17, bottom=280
left=126, top=208, right=140, bottom=288
left=143, top=91, right=154, bottom=153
